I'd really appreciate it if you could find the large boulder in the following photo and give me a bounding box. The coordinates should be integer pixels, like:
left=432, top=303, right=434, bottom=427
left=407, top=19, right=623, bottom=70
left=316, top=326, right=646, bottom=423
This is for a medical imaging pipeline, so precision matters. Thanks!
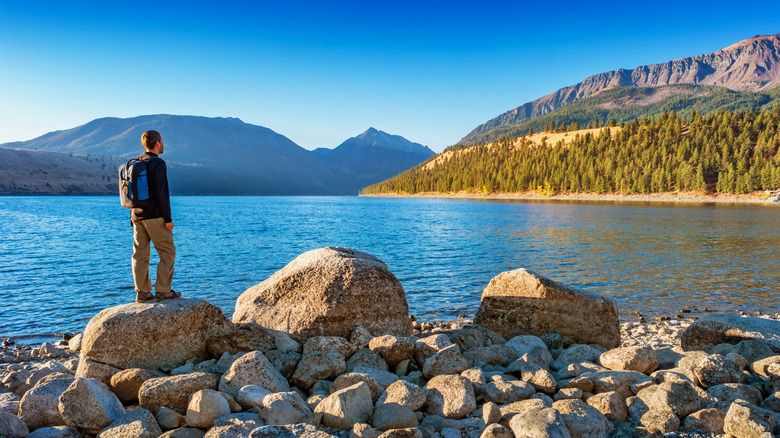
left=233, top=247, right=412, bottom=340
left=58, top=378, right=125, bottom=435
left=681, top=314, right=780, bottom=353
left=78, top=298, right=234, bottom=370
left=18, top=377, right=74, bottom=431
left=0, top=412, right=29, bottom=438
left=473, top=269, right=620, bottom=349
left=314, top=382, right=374, bottom=430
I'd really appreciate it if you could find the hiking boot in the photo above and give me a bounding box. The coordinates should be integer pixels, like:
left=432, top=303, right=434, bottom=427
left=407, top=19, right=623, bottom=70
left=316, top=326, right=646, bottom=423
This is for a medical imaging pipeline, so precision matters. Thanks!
left=135, top=291, right=155, bottom=302
left=154, top=290, right=181, bottom=300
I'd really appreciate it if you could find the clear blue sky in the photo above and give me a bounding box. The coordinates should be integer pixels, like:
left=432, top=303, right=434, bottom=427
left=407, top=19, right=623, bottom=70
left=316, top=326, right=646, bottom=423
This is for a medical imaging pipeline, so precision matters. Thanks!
left=1, top=1, right=778, bottom=153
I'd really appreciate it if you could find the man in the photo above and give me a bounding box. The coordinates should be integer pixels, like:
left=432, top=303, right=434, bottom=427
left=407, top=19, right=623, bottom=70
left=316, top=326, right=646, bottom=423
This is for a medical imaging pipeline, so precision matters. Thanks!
left=131, top=130, right=180, bottom=302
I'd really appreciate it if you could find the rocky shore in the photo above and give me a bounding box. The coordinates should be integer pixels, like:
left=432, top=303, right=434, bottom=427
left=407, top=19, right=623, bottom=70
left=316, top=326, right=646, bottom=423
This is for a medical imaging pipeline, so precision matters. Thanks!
left=1, top=247, right=779, bottom=438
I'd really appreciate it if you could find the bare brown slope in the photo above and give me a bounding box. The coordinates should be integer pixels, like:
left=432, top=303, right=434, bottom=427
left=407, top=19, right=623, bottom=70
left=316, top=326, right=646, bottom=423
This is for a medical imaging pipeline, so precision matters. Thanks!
left=462, top=34, right=780, bottom=144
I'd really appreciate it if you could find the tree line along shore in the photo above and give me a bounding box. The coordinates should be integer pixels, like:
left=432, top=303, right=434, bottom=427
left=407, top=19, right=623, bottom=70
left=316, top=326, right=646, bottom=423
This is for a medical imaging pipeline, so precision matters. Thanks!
left=362, top=107, right=780, bottom=198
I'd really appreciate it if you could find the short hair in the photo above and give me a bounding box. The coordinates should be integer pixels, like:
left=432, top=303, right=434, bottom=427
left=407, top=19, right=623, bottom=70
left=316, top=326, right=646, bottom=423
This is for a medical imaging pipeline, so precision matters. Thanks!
left=142, top=130, right=162, bottom=150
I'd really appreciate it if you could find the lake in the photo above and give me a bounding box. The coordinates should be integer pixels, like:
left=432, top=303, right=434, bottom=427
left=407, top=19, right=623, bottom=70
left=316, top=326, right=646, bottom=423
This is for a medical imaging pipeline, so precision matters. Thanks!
left=1, top=196, right=779, bottom=340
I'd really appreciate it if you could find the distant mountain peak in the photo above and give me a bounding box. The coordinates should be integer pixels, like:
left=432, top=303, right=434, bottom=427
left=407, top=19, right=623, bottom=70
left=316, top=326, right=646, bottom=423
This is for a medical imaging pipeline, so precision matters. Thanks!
left=460, top=32, right=780, bottom=145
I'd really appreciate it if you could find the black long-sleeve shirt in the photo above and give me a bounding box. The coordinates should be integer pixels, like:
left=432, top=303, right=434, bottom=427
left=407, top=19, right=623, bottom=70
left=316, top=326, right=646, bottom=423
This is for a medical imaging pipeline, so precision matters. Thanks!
left=130, top=152, right=172, bottom=223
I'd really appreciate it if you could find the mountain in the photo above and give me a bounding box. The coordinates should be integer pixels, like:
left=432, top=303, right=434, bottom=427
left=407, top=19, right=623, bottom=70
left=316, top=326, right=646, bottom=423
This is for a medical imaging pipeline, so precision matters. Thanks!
left=0, top=147, right=119, bottom=195
left=461, top=33, right=780, bottom=145
left=0, top=115, right=433, bottom=195
left=315, top=128, right=436, bottom=193
left=462, top=84, right=780, bottom=144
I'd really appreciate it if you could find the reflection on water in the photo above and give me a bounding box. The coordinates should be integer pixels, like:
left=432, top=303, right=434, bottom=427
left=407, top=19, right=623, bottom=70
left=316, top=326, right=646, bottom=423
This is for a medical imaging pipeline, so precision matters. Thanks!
left=1, top=196, right=779, bottom=338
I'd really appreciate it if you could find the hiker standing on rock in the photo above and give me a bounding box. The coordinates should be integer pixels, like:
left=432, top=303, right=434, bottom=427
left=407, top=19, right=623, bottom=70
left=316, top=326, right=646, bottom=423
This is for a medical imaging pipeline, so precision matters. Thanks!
left=121, top=130, right=180, bottom=302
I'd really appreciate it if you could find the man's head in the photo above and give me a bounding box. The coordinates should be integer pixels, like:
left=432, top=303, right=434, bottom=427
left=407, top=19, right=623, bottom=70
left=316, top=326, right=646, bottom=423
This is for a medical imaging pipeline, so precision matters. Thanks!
left=142, top=130, right=164, bottom=154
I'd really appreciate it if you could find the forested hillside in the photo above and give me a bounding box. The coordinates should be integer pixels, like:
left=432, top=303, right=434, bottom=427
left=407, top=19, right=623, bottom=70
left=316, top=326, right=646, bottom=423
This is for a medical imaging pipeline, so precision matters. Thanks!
left=362, top=106, right=780, bottom=196
left=464, top=85, right=780, bottom=145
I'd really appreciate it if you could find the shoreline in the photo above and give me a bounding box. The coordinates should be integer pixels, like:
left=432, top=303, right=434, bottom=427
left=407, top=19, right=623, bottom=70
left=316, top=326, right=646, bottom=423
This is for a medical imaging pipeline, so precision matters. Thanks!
left=363, top=190, right=780, bottom=205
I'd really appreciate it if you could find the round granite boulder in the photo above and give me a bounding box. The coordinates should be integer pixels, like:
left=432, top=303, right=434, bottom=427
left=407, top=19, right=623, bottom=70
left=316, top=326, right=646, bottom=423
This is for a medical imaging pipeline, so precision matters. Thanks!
left=233, top=247, right=411, bottom=341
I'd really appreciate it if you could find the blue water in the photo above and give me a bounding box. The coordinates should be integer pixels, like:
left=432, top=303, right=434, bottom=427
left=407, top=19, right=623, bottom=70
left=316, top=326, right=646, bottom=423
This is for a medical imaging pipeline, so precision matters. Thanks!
left=1, top=196, right=779, bottom=339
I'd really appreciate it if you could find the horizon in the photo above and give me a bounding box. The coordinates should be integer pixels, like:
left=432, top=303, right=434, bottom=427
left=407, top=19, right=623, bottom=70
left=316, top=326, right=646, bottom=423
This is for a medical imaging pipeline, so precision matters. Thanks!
left=1, top=1, right=779, bottom=153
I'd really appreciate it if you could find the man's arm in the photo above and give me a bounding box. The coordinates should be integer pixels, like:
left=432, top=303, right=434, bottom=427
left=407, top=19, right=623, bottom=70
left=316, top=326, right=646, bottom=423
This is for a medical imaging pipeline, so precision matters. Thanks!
left=154, top=160, right=173, bottom=226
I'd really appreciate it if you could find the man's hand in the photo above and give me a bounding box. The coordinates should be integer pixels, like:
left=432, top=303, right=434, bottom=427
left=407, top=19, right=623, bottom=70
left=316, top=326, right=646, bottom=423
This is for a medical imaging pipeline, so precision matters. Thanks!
left=165, top=222, right=174, bottom=230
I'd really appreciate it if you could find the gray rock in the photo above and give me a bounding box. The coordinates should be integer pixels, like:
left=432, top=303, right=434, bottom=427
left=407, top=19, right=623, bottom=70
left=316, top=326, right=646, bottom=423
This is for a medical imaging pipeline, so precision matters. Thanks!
left=449, top=329, right=487, bottom=352
left=506, top=335, right=552, bottom=365
left=376, top=380, right=427, bottom=411
left=303, top=336, right=357, bottom=358
left=290, top=351, right=346, bottom=390
left=552, top=399, right=612, bottom=438
left=479, top=423, right=513, bottom=438
left=139, top=372, right=219, bottom=413
left=206, top=322, right=277, bottom=357
left=79, top=298, right=233, bottom=370
left=235, top=385, right=272, bottom=410
left=250, top=423, right=334, bottom=438
left=485, top=379, right=535, bottom=404
left=264, top=350, right=302, bottom=380
left=680, top=314, right=780, bottom=353
left=352, top=422, right=381, bottom=438
left=586, top=391, right=627, bottom=422
left=481, top=401, right=501, bottom=425
left=650, top=380, right=701, bottom=417
left=474, top=269, right=620, bottom=349
left=18, top=376, right=74, bottom=430
left=58, top=378, right=125, bottom=434
left=219, top=351, right=290, bottom=397
left=262, top=392, right=312, bottom=417
left=258, top=399, right=307, bottom=426
left=598, top=346, right=658, bottom=374
left=581, top=370, right=647, bottom=398
left=0, top=412, right=29, bottom=438
left=752, top=355, right=780, bottom=376
left=160, top=427, right=206, bottom=438
left=96, top=408, right=162, bottom=438
left=157, top=407, right=186, bottom=430
left=640, top=410, right=680, bottom=434
left=347, top=349, right=389, bottom=372
left=506, top=361, right=556, bottom=395
left=205, top=413, right=264, bottom=438
left=681, top=408, right=725, bottom=434
left=186, top=389, right=231, bottom=428
left=26, top=426, right=81, bottom=438
left=353, top=366, right=400, bottom=391
left=414, top=335, right=453, bottom=367
left=67, top=334, right=83, bottom=352
left=463, top=345, right=514, bottom=367
left=369, top=335, right=415, bottom=366
left=351, top=327, right=374, bottom=350
left=233, top=247, right=412, bottom=341
left=109, top=368, right=162, bottom=403
left=371, top=403, right=417, bottom=430
left=693, top=354, right=743, bottom=388
left=425, top=375, right=476, bottom=419
left=706, top=383, right=762, bottom=406
left=508, top=406, right=571, bottom=438
left=314, top=381, right=374, bottom=430
left=422, top=345, right=470, bottom=378
left=556, top=345, right=601, bottom=364
left=331, top=372, right=382, bottom=404
left=760, top=391, right=780, bottom=412
left=554, top=388, right=582, bottom=401
left=0, top=392, right=21, bottom=415
left=723, top=400, right=777, bottom=437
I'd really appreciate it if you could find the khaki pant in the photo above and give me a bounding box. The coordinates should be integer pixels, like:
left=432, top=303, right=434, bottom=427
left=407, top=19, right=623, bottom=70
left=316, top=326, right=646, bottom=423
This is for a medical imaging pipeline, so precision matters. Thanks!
left=132, top=217, right=175, bottom=293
